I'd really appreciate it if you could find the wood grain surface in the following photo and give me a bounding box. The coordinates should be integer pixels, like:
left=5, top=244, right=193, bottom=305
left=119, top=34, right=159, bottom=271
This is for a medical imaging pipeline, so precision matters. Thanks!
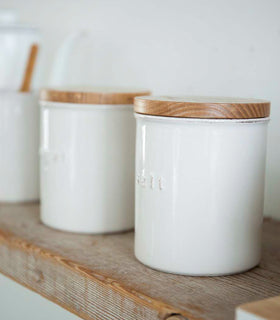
left=20, top=44, right=39, bottom=92
left=40, top=87, right=150, bottom=105
left=134, top=96, right=270, bottom=119
left=237, top=296, right=280, bottom=320
left=0, top=203, right=279, bottom=320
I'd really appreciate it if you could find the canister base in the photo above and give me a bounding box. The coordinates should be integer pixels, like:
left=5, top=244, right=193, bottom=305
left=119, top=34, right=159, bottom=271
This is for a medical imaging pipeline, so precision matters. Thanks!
left=41, top=217, right=134, bottom=235
left=135, top=254, right=260, bottom=276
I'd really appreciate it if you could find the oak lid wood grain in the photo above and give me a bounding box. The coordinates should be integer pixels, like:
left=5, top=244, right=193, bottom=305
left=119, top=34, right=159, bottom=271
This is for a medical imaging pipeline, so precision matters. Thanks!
left=40, top=87, right=150, bottom=105
left=134, top=96, right=270, bottom=119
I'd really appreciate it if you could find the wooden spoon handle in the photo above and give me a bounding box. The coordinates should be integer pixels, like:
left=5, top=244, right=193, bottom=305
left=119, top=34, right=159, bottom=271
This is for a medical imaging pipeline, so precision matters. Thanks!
left=20, top=44, right=39, bottom=92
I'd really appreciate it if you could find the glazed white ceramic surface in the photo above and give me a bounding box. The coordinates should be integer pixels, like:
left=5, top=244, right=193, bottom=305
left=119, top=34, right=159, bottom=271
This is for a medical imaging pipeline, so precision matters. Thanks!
left=40, top=101, right=135, bottom=233
left=0, top=91, right=39, bottom=202
left=134, top=114, right=269, bottom=275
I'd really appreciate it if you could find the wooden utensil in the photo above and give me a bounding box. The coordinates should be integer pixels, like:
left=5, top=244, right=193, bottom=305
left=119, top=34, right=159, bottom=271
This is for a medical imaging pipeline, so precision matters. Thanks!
left=20, top=44, right=39, bottom=92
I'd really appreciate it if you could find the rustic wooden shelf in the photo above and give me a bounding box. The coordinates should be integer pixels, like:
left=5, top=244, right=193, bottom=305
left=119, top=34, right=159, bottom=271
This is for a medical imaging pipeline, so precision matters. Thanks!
left=0, top=203, right=279, bottom=320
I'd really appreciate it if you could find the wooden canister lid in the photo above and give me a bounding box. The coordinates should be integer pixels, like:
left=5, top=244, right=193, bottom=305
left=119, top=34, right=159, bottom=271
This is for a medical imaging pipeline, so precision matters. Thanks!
left=134, top=96, right=270, bottom=119
left=40, top=87, right=151, bottom=105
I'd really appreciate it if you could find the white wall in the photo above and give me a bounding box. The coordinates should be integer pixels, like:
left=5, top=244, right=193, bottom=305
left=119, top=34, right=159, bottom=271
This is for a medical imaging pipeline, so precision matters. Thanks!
left=0, top=273, right=80, bottom=319
left=1, top=0, right=280, bottom=219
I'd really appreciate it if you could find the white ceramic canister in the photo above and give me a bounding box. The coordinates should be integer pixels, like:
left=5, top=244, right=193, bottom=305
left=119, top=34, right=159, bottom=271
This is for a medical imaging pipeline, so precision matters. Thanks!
left=40, top=87, right=150, bottom=233
left=0, top=91, right=39, bottom=202
left=134, top=96, right=270, bottom=276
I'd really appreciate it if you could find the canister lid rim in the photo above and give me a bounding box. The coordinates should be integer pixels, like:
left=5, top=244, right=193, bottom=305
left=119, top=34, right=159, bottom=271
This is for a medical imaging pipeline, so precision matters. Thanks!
left=134, top=96, right=270, bottom=119
left=40, top=87, right=151, bottom=105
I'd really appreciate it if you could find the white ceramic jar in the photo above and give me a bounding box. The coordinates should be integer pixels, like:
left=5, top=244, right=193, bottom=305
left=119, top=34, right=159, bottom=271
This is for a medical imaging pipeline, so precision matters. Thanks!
left=134, top=96, right=270, bottom=276
left=40, top=87, right=150, bottom=233
left=0, top=91, right=39, bottom=202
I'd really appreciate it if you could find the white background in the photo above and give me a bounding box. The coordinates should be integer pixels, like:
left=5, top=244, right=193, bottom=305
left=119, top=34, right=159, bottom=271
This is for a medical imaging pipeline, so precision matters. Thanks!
left=0, top=1, right=279, bottom=319
left=0, top=274, right=80, bottom=319
left=2, top=0, right=280, bottom=219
